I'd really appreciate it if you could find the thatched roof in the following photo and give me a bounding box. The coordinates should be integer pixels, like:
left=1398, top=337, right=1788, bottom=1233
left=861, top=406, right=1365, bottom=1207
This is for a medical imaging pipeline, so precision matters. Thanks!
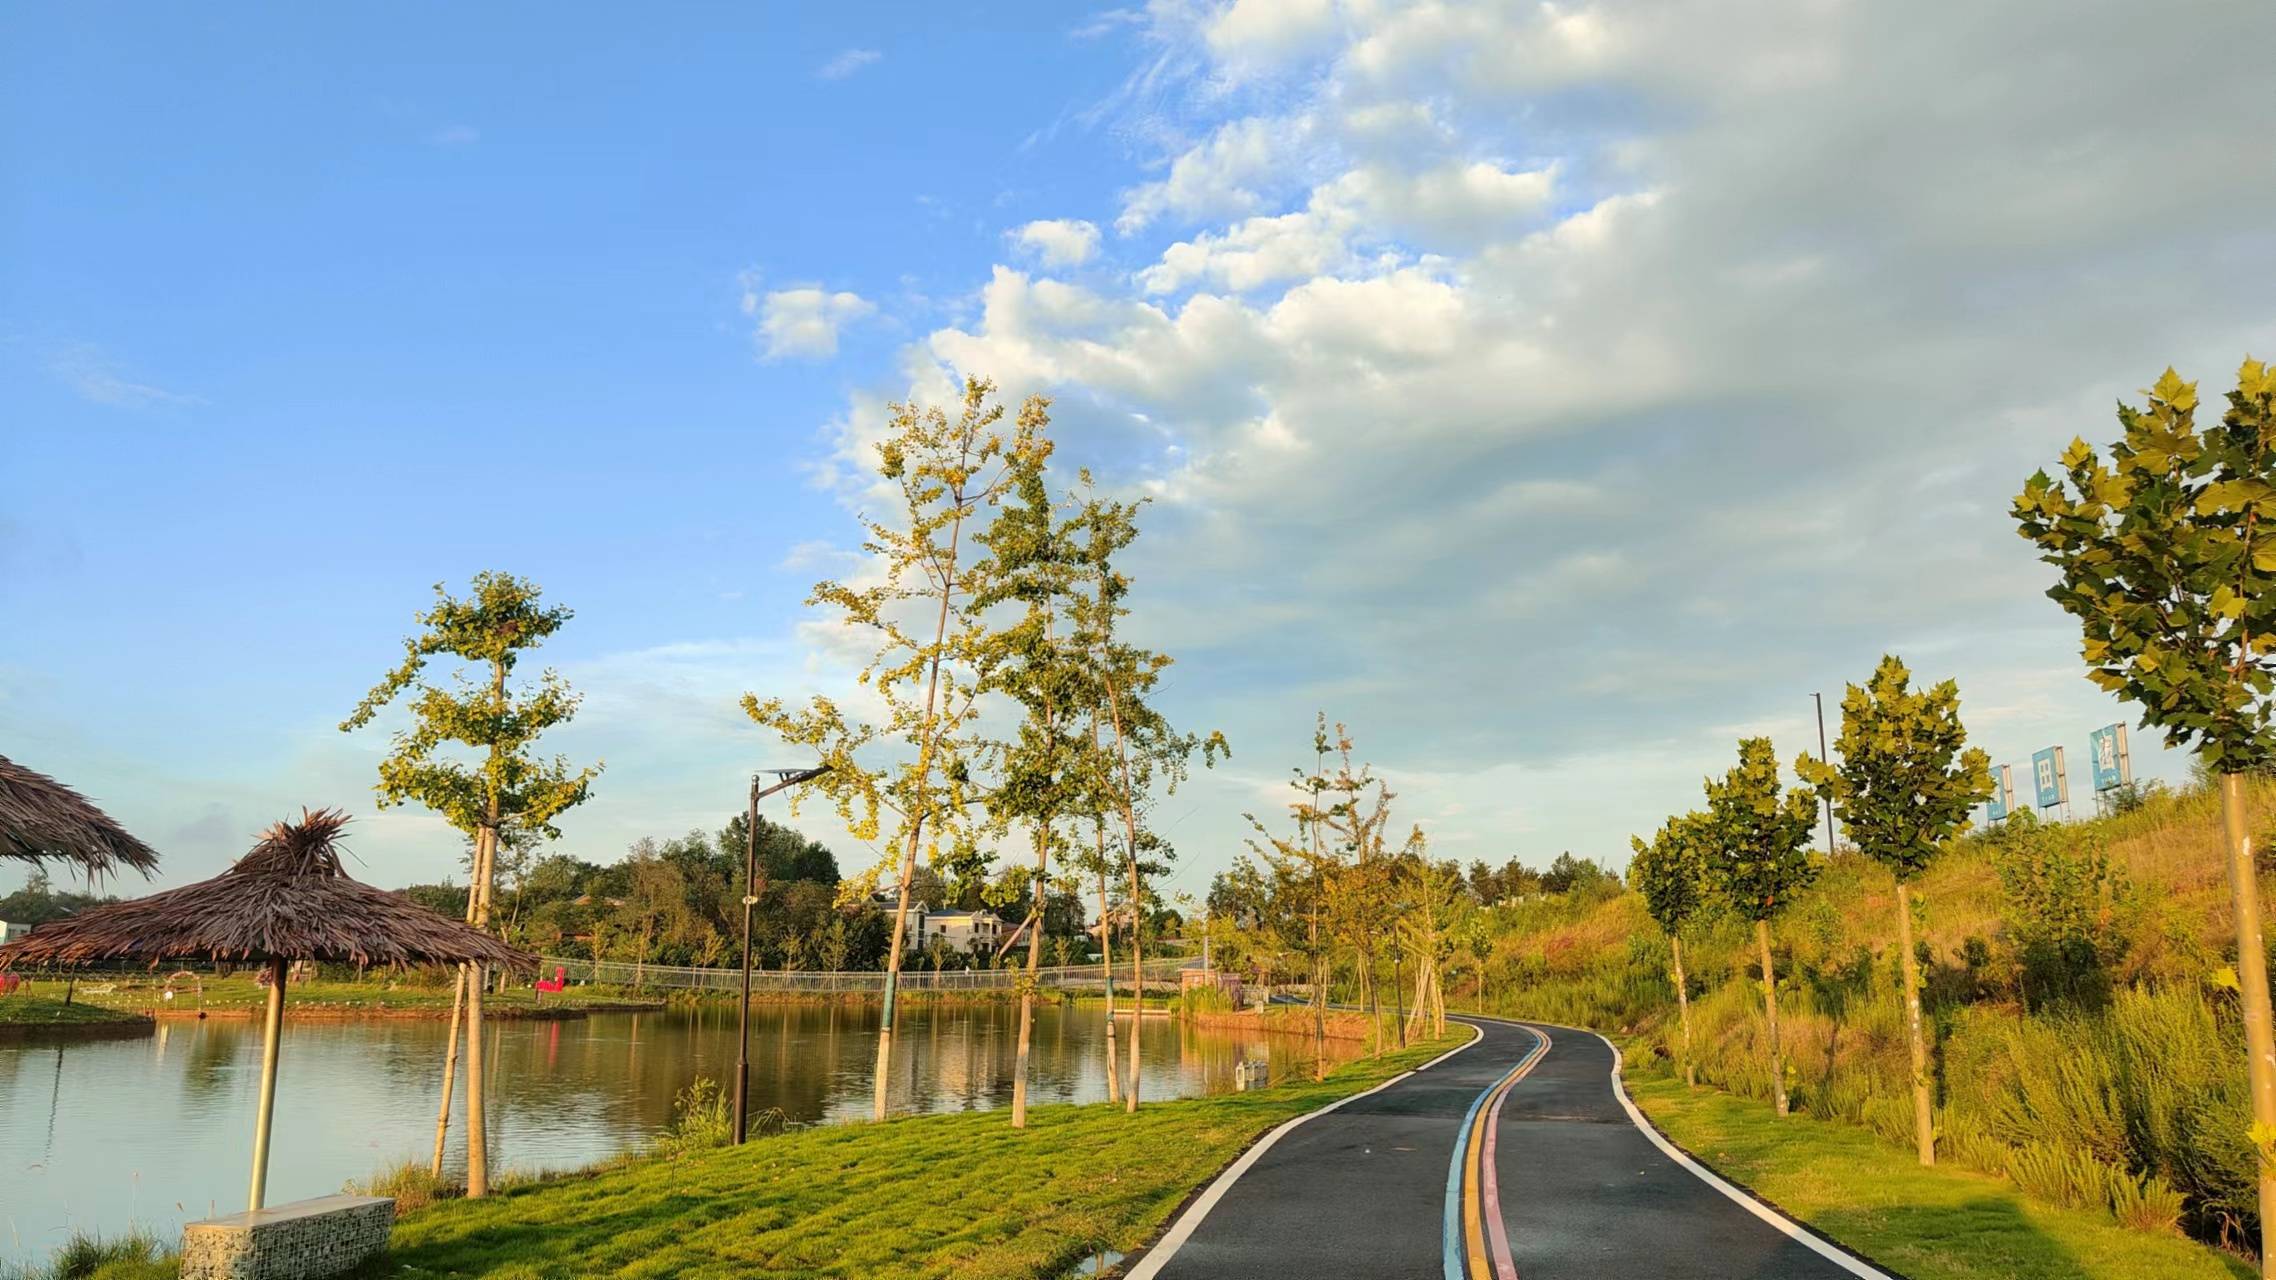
left=0, top=755, right=159, bottom=879
left=0, top=809, right=530, bottom=971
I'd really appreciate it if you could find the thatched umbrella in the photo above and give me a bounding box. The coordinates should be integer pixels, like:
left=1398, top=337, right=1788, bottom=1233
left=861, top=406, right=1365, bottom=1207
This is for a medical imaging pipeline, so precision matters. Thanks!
left=0, top=754, right=159, bottom=880
left=0, top=809, right=530, bottom=1211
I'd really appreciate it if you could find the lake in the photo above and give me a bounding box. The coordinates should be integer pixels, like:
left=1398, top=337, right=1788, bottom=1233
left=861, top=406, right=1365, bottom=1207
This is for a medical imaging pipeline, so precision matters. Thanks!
left=1, top=1002, right=1351, bottom=1263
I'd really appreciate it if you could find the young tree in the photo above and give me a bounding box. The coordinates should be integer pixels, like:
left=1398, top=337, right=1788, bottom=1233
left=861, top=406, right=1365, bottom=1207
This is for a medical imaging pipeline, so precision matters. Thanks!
left=970, top=442, right=1086, bottom=1128
left=747, top=379, right=1046, bottom=1122
left=1396, top=841, right=1463, bottom=1040
left=2014, top=359, right=2276, bottom=1259
left=1796, top=654, right=1991, bottom=1165
left=1628, top=812, right=1711, bottom=1087
left=1069, top=477, right=1224, bottom=1111
left=1319, top=731, right=1397, bottom=1056
left=1246, top=716, right=1344, bottom=1080
left=341, top=571, right=599, bottom=1195
left=1702, top=736, right=1819, bottom=1117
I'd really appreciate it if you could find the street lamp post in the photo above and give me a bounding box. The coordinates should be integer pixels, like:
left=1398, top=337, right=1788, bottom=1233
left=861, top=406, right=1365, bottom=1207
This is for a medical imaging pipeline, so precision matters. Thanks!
left=735, top=764, right=830, bottom=1145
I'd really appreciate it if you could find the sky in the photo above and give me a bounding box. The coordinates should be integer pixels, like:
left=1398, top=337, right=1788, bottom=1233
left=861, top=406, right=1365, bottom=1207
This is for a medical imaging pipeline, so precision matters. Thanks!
left=5, top=0, right=2274, bottom=906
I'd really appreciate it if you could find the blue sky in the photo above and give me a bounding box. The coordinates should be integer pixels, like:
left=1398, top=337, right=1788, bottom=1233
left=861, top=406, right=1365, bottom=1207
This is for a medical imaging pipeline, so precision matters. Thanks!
left=7, top=1, right=2274, bottom=901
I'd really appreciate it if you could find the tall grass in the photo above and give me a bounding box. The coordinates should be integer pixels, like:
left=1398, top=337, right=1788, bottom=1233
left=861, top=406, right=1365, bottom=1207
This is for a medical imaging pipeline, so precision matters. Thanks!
left=0, top=1231, right=172, bottom=1280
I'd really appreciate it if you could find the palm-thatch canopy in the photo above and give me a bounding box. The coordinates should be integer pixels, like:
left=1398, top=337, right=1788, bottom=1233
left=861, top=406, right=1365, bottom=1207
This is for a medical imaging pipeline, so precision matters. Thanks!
left=0, top=808, right=529, bottom=971
left=0, top=754, right=160, bottom=879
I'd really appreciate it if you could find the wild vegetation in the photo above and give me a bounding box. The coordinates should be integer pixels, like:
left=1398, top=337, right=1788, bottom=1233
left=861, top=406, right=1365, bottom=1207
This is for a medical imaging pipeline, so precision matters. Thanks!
left=1468, top=778, right=2275, bottom=1257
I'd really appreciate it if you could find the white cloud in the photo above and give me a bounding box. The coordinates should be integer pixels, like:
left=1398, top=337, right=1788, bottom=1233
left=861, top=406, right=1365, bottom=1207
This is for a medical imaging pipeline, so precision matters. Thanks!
left=744, top=283, right=876, bottom=361
left=816, top=48, right=881, bottom=80
left=46, top=345, right=202, bottom=409
left=1116, top=115, right=1311, bottom=234
left=796, top=0, right=2275, bottom=875
left=1008, top=218, right=1102, bottom=268
left=1206, top=0, right=1342, bottom=67
left=427, top=124, right=479, bottom=146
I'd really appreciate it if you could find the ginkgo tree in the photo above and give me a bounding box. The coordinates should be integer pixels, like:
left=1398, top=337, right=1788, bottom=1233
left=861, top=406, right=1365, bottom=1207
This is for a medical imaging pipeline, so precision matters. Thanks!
left=341, top=571, right=599, bottom=1197
left=969, top=441, right=1087, bottom=1128
left=746, top=378, right=1049, bottom=1122
left=1629, top=812, right=1711, bottom=1088
left=1797, top=655, right=1991, bottom=1166
left=1703, top=736, right=1820, bottom=1118
left=1068, top=475, right=1224, bottom=1110
left=2014, top=359, right=2276, bottom=1267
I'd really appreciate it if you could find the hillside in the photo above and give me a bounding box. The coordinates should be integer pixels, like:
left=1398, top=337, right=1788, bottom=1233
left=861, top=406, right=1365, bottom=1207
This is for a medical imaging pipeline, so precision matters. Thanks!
left=1467, top=777, right=2276, bottom=1255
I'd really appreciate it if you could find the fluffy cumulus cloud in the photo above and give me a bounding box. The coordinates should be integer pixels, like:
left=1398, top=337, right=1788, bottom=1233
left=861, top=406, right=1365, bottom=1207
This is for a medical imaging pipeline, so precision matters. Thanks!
left=1010, top=218, right=1103, bottom=267
left=794, top=0, right=2276, bottom=878
left=745, top=283, right=875, bottom=360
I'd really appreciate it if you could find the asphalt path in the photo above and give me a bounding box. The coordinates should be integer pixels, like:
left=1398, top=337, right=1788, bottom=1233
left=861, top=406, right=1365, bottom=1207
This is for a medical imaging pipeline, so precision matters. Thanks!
left=1133, top=1017, right=1891, bottom=1280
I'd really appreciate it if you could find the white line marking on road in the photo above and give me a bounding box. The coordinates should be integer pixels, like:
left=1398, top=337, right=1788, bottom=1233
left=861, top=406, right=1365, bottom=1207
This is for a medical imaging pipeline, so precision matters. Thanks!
left=1588, top=1029, right=1896, bottom=1280
left=1123, top=1023, right=1486, bottom=1280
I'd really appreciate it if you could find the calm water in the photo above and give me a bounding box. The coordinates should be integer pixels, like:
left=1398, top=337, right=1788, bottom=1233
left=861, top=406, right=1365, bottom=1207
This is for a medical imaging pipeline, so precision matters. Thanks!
left=1, top=1004, right=1349, bottom=1262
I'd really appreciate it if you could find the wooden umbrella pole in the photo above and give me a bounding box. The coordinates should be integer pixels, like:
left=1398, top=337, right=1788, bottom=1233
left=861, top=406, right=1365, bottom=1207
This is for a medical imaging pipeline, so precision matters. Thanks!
left=248, top=956, right=288, bottom=1211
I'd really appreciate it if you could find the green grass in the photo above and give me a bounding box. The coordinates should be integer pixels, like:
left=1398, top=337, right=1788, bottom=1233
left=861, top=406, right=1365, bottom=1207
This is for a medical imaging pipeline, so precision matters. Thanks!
left=368, top=1032, right=1469, bottom=1280
left=16, top=977, right=660, bottom=1018
left=0, top=994, right=149, bottom=1029
left=1628, top=1075, right=2253, bottom=1280
left=0, top=1230, right=172, bottom=1280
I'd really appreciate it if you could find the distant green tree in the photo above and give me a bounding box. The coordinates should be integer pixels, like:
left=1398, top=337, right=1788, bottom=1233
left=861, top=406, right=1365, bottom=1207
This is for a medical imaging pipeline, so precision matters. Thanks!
left=1540, top=851, right=1614, bottom=895
left=1797, top=654, right=1992, bottom=1165
left=2014, top=359, right=2276, bottom=1264
left=341, top=570, right=599, bottom=1195
left=1703, top=737, right=1820, bottom=1117
left=1628, top=813, right=1712, bottom=1087
left=0, top=868, right=115, bottom=926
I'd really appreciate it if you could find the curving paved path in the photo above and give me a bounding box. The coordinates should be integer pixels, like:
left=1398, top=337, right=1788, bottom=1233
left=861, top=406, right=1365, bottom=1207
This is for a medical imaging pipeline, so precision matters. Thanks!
left=1130, top=1017, right=1893, bottom=1280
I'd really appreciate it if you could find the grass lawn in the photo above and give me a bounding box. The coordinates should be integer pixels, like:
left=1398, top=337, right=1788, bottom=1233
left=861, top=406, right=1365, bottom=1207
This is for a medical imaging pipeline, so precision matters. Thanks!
left=372, top=1032, right=1471, bottom=1280
left=15, top=976, right=661, bottom=1019
left=1627, top=1074, right=2254, bottom=1280
left=0, top=993, right=150, bottom=1029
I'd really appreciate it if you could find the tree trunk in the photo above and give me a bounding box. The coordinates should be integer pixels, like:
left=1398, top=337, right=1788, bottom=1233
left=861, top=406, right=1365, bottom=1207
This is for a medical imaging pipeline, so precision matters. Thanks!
left=1896, top=880, right=1935, bottom=1164
left=875, top=502, right=967, bottom=1123
left=1126, top=855, right=1144, bottom=1111
left=1310, top=916, right=1327, bottom=1082
left=1011, top=827, right=1048, bottom=1129
left=1671, top=934, right=1695, bottom=1089
left=430, top=869, right=482, bottom=1177
left=2220, top=772, right=2276, bottom=1279
left=1756, top=918, right=1788, bottom=1117
left=1097, top=854, right=1120, bottom=1105
left=430, top=967, right=468, bottom=1176
left=465, top=822, right=497, bottom=1197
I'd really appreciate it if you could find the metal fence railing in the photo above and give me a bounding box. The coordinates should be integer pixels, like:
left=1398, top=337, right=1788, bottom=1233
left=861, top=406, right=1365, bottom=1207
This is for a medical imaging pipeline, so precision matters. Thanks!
left=538, top=954, right=1197, bottom=995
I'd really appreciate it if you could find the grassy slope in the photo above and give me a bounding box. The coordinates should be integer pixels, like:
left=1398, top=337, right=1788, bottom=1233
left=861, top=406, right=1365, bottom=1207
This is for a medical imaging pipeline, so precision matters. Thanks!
left=1464, top=779, right=2276, bottom=1269
left=15, top=976, right=659, bottom=1018
left=1631, top=1078, right=2251, bottom=1280
left=0, top=994, right=149, bottom=1028
left=377, top=1033, right=1467, bottom=1280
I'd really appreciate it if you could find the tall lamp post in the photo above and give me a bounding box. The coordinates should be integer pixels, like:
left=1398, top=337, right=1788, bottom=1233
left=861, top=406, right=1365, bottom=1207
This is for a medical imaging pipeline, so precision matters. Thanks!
left=735, top=765, right=830, bottom=1144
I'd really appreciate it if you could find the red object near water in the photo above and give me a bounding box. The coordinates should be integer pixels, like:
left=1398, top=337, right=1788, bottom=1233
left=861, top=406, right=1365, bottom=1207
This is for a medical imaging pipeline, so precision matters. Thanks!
left=533, top=965, right=568, bottom=994
left=0, top=972, right=20, bottom=995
